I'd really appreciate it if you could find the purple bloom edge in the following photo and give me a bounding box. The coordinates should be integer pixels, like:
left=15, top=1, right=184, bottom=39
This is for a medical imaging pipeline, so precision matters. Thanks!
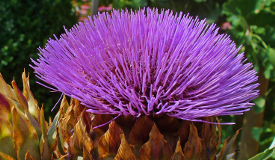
left=31, top=8, right=259, bottom=123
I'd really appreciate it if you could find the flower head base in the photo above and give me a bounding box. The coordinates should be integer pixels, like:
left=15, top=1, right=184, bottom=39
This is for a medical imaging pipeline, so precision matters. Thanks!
left=31, top=8, right=259, bottom=123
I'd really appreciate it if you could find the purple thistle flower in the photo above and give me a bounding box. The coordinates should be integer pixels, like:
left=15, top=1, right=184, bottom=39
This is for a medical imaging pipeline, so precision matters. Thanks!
left=31, top=8, right=259, bottom=123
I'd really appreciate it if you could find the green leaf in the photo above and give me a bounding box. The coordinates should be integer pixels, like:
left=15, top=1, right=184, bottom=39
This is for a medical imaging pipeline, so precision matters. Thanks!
left=132, top=0, right=147, bottom=8
left=112, top=0, right=126, bottom=9
left=254, top=27, right=265, bottom=35
left=0, top=136, right=16, bottom=159
left=222, top=0, right=262, bottom=18
left=264, top=63, right=273, bottom=79
left=247, top=10, right=275, bottom=26
left=194, top=0, right=207, bottom=2
left=47, top=111, right=60, bottom=151
left=268, top=47, right=275, bottom=68
left=251, top=127, right=263, bottom=141
left=264, top=27, right=275, bottom=47
left=252, top=97, right=266, bottom=113
left=248, top=147, right=275, bottom=160
left=206, top=3, right=221, bottom=24
left=113, top=0, right=147, bottom=10
left=27, top=112, right=42, bottom=138
left=19, top=139, right=40, bottom=160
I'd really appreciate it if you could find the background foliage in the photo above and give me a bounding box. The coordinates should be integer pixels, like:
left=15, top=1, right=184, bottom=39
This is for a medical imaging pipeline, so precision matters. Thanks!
left=0, top=0, right=78, bottom=118
left=1, top=0, right=275, bottom=159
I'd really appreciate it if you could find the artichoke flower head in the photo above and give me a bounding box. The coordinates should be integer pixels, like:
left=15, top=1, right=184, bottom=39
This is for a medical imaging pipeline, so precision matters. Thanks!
left=0, top=8, right=259, bottom=160
left=31, top=8, right=259, bottom=123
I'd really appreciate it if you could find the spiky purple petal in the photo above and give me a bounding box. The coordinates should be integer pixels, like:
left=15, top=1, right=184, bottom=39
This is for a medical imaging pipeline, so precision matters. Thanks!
left=31, top=8, right=259, bottom=122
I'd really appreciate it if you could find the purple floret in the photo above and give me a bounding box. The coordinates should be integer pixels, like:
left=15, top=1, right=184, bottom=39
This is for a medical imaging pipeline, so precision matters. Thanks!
left=31, top=8, right=259, bottom=123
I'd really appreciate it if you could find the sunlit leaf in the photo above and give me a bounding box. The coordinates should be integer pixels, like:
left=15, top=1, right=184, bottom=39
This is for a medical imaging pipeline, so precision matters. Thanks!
left=248, top=147, right=275, bottom=160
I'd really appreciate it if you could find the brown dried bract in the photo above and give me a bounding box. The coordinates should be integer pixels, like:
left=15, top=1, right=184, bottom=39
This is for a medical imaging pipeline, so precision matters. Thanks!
left=114, top=134, right=136, bottom=160
left=129, top=116, right=154, bottom=146
left=183, top=123, right=206, bottom=160
left=98, top=121, right=123, bottom=158
left=138, top=124, right=174, bottom=160
left=172, top=139, right=186, bottom=160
